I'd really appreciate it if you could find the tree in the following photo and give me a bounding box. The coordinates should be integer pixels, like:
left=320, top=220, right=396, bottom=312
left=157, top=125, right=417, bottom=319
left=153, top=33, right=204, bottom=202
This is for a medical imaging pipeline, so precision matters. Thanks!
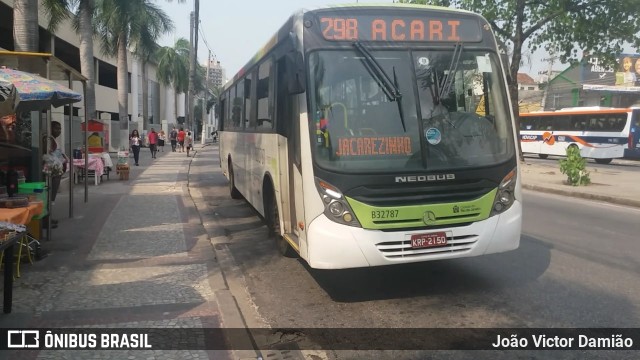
left=43, top=0, right=98, bottom=122
left=44, top=0, right=184, bottom=134
left=157, top=38, right=190, bottom=121
left=13, top=0, right=39, bottom=52
left=397, top=0, right=640, bottom=159
left=94, top=0, right=173, bottom=146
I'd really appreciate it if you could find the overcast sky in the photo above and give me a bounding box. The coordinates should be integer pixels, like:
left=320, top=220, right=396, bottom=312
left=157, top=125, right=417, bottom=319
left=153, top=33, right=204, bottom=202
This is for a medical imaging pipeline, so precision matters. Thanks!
left=157, top=0, right=560, bottom=81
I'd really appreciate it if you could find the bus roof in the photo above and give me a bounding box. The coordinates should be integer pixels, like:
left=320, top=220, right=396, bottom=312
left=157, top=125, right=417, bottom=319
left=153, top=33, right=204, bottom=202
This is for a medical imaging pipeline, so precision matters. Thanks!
left=314, top=3, right=475, bottom=16
left=224, top=4, right=485, bottom=90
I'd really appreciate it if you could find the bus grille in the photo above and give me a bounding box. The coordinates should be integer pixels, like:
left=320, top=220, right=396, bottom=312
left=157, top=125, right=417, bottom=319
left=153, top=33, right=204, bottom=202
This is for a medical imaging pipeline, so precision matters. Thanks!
left=348, top=181, right=495, bottom=207
left=375, top=234, right=478, bottom=259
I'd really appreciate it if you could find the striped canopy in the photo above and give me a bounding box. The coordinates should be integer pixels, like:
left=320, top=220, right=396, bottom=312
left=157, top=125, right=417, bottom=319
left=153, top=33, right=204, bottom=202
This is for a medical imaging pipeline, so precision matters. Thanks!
left=0, top=67, right=82, bottom=114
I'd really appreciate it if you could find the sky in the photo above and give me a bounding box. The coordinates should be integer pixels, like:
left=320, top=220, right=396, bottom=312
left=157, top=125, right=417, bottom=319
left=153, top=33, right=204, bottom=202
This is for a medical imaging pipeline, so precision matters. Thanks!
left=156, top=0, right=559, bottom=81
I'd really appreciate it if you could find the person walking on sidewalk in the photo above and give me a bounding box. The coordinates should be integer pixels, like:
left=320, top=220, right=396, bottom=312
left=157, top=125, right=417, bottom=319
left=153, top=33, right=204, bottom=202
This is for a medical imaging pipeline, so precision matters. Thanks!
left=148, top=128, right=158, bottom=159
left=42, top=121, right=69, bottom=229
left=130, top=129, right=142, bottom=166
left=158, top=130, right=166, bottom=152
left=169, top=127, right=178, bottom=152
left=177, top=127, right=186, bottom=152
left=185, top=131, right=193, bottom=157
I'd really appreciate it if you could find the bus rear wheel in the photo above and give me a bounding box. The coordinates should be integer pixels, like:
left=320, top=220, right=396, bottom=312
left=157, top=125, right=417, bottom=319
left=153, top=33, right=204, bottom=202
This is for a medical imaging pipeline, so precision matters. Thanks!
left=228, top=160, right=242, bottom=199
left=538, top=154, right=549, bottom=159
left=595, top=158, right=612, bottom=164
left=266, top=189, right=296, bottom=258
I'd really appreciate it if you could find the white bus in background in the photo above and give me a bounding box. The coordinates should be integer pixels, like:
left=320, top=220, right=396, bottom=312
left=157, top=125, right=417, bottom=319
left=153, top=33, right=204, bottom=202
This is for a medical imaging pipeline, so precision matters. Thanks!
left=520, top=107, right=640, bottom=164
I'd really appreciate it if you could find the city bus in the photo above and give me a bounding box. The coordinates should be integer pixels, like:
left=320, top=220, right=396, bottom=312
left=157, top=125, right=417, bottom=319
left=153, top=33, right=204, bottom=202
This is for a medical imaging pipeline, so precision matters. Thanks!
left=218, top=4, right=521, bottom=269
left=520, top=107, right=640, bottom=163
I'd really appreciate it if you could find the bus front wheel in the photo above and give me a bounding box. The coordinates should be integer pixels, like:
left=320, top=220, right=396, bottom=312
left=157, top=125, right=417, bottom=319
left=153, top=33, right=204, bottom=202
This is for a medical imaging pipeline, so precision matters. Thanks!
left=266, top=189, right=296, bottom=258
left=228, top=160, right=242, bottom=199
left=595, top=158, right=612, bottom=164
left=538, top=154, right=549, bottom=159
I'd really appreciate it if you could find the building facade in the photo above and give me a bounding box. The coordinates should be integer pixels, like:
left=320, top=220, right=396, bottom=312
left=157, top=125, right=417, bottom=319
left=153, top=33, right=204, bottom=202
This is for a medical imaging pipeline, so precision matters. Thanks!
left=544, top=54, right=640, bottom=110
left=0, top=0, right=179, bottom=153
left=206, top=59, right=226, bottom=89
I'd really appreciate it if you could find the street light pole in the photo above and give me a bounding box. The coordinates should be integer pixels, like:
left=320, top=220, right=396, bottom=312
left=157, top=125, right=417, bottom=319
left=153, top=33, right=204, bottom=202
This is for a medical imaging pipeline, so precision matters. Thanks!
left=202, top=50, right=211, bottom=144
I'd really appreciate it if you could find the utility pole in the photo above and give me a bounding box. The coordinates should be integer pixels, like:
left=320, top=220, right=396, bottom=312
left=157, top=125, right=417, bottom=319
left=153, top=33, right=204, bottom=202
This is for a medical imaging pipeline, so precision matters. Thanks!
left=186, top=11, right=193, bottom=130
left=188, top=0, right=200, bottom=132
left=540, top=49, right=557, bottom=110
left=202, top=50, right=211, bottom=144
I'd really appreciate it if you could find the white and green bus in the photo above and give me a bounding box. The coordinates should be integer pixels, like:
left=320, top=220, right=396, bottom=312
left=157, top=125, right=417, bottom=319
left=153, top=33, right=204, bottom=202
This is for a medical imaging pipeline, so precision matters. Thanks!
left=218, top=4, right=521, bottom=269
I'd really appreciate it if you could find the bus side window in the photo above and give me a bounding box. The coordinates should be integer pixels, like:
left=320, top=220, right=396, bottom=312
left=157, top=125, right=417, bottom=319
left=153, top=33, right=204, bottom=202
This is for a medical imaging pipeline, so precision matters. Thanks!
left=257, top=59, right=274, bottom=129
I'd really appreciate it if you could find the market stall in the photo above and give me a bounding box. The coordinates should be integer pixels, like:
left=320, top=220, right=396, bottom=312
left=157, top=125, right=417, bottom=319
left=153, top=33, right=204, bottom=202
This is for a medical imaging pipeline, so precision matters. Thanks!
left=0, top=51, right=88, bottom=226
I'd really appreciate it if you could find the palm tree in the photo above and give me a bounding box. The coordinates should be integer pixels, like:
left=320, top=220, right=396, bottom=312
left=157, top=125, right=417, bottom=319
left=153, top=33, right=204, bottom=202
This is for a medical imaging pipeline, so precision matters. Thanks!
left=44, top=0, right=184, bottom=137
left=43, top=0, right=98, bottom=122
left=94, top=0, right=173, bottom=147
left=13, top=0, right=39, bottom=52
left=157, top=38, right=190, bottom=122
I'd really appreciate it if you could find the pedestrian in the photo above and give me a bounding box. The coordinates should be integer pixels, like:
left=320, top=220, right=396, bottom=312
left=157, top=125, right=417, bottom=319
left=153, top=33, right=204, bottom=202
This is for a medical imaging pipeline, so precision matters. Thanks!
left=42, top=121, right=69, bottom=229
left=169, top=126, right=178, bottom=152
left=185, top=131, right=193, bottom=157
left=177, top=127, right=186, bottom=152
left=130, top=129, right=142, bottom=166
left=148, top=128, right=158, bottom=159
left=158, top=130, right=166, bottom=152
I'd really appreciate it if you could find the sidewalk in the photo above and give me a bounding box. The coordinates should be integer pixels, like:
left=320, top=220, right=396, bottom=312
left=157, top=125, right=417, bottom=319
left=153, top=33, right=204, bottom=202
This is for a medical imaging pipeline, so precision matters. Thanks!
left=520, top=158, right=640, bottom=208
left=0, top=144, right=252, bottom=360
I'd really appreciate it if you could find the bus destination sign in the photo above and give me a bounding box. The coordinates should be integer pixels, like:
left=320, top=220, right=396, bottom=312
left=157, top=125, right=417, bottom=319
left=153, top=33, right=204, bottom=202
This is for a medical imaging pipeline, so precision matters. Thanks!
left=318, top=15, right=483, bottom=42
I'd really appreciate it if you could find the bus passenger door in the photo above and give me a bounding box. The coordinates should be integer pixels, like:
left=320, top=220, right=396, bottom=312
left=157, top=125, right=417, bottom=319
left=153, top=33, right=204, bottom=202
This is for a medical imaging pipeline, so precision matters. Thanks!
left=276, top=58, right=304, bottom=247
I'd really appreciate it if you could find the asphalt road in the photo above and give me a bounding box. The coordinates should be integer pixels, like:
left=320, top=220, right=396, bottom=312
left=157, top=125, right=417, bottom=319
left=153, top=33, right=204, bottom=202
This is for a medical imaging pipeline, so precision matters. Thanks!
left=224, top=193, right=640, bottom=359
left=195, top=147, right=640, bottom=359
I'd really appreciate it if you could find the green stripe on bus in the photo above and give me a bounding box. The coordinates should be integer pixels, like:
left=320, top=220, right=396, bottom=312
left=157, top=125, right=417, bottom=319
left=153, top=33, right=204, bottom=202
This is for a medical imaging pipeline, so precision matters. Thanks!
left=346, top=189, right=497, bottom=230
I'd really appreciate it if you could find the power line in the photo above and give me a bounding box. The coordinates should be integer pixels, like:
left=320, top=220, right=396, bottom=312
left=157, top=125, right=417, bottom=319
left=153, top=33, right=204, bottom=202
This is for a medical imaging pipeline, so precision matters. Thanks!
left=198, top=21, right=216, bottom=60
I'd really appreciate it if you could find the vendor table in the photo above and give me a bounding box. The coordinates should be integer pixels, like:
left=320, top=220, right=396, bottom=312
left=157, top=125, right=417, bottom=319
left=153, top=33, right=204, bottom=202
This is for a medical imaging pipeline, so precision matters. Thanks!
left=0, top=232, right=20, bottom=313
left=0, top=204, right=43, bottom=315
left=73, top=157, right=104, bottom=185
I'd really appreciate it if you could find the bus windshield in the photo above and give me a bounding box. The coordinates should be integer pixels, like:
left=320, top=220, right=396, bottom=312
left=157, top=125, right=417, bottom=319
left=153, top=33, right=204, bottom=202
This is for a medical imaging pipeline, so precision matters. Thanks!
left=308, top=49, right=515, bottom=172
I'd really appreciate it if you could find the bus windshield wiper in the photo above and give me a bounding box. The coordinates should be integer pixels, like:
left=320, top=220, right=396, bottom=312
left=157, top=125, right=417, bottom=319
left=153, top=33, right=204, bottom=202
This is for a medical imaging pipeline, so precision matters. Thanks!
left=353, top=41, right=402, bottom=102
left=439, top=42, right=463, bottom=101
left=392, top=66, right=406, bottom=132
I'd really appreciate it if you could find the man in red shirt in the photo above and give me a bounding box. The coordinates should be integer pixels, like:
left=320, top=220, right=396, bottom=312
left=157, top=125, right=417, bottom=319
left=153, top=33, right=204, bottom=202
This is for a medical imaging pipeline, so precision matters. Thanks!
left=177, top=128, right=186, bottom=152
left=148, top=128, right=158, bottom=159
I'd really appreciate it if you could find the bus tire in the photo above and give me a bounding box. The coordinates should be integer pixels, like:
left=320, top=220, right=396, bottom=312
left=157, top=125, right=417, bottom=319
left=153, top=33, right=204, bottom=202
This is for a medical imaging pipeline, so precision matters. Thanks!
left=538, top=154, right=549, bottom=159
left=228, top=159, right=242, bottom=199
left=266, top=188, right=296, bottom=258
left=595, top=158, right=612, bottom=164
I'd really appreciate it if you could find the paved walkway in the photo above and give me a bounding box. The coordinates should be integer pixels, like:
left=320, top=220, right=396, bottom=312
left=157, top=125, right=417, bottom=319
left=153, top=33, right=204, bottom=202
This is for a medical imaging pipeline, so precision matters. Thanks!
left=0, top=145, right=247, bottom=360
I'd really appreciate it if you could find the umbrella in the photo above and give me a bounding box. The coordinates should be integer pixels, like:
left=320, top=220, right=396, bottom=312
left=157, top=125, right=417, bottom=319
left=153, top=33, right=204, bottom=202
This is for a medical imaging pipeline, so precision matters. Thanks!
left=0, top=79, right=18, bottom=117
left=0, top=66, right=82, bottom=113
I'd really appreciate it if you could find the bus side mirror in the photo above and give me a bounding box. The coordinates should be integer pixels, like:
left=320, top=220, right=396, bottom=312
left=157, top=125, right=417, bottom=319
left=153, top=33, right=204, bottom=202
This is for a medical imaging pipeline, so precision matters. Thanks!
left=287, top=51, right=306, bottom=95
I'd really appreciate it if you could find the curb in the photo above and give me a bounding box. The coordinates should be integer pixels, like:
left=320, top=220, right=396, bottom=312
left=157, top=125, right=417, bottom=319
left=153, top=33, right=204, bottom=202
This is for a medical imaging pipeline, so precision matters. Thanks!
left=185, top=148, right=262, bottom=360
left=522, top=183, right=640, bottom=208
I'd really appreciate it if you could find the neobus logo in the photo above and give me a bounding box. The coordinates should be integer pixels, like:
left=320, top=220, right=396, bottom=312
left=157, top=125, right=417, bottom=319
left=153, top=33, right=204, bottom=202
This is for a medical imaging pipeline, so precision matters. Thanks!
left=395, top=174, right=455, bottom=183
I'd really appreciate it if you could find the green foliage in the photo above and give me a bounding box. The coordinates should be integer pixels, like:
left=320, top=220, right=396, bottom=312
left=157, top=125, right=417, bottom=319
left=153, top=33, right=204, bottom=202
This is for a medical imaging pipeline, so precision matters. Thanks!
left=410, top=0, right=640, bottom=70
left=559, top=146, right=591, bottom=186
left=157, top=38, right=190, bottom=93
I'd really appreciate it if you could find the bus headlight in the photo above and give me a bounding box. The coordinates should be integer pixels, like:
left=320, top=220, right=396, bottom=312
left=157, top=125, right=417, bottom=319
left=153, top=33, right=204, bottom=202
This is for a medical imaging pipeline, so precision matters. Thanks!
left=315, top=178, right=362, bottom=227
left=491, top=168, right=517, bottom=216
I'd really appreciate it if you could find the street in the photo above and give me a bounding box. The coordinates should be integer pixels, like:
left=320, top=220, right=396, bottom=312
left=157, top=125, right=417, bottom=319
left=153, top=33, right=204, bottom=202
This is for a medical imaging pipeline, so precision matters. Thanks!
left=191, top=144, right=640, bottom=359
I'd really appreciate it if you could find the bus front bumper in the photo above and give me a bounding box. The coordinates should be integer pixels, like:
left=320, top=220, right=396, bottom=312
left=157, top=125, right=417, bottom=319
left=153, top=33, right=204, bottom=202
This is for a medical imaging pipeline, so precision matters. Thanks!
left=306, top=201, right=522, bottom=269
